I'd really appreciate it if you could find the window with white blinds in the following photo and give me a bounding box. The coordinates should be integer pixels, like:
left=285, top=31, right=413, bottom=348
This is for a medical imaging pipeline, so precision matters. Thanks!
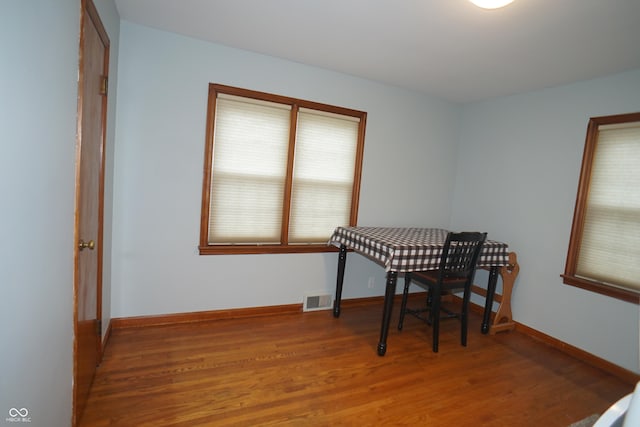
left=563, top=112, right=640, bottom=302
left=200, top=84, right=366, bottom=254
left=289, top=108, right=359, bottom=243
left=208, top=94, right=291, bottom=244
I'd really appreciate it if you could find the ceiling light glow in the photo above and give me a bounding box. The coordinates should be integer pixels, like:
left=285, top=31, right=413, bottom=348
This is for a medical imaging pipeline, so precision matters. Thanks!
left=469, top=0, right=515, bottom=9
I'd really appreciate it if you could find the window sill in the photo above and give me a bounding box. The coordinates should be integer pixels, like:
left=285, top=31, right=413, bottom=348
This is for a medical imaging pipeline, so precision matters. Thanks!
left=199, top=244, right=340, bottom=255
left=561, top=274, right=639, bottom=304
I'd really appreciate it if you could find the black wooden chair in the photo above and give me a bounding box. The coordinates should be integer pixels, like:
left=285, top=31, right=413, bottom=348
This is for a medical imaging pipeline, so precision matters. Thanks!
left=397, top=231, right=487, bottom=352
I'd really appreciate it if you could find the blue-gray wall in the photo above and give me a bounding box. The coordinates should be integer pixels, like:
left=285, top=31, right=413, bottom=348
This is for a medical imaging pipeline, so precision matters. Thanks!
left=1, top=2, right=79, bottom=426
left=453, top=69, right=640, bottom=373
left=0, top=1, right=119, bottom=425
left=110, top=21, right=461, bottom=318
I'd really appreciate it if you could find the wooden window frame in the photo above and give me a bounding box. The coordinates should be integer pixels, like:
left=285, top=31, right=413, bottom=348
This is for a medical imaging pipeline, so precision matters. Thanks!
left=199, top=84, right=366, bottom=255
left=562, top=112, right=640, bottom=303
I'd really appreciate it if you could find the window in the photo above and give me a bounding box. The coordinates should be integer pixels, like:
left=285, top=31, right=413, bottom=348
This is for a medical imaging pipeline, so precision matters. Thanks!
left=563, top=112, right=640, bottom=303
left=199, top=84, right=366, bottom=255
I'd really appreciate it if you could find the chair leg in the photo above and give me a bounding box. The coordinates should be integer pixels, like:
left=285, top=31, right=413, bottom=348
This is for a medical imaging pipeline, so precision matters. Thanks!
left=461, top=285, right=471, bottom=347
left=431, top=285, right=441, bottom=353
left=398, top=274, right=411, bottom=331
left=426, top=290, right=433, bottom=325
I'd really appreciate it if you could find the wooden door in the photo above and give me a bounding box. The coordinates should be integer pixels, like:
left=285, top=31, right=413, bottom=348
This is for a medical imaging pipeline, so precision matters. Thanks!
left=73, top=0, right=109, bottom=425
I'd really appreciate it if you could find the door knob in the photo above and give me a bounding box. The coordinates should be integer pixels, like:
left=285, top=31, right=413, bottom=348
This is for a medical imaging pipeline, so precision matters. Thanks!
left=78, top=239, right=95, bottom=250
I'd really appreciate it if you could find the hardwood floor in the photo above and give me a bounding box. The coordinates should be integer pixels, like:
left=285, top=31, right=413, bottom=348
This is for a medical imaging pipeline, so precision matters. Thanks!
left=80, top=297, right=633, bottom=426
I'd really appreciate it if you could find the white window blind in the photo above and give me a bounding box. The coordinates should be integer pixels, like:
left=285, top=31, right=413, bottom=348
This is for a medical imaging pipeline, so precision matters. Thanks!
left=289, top=108, right=359, bottom=244
left=204, top=88, right=365, bottom=248
left=208, top=94, right=291, bottom=244
left=576, top=121, right=640, bottom=291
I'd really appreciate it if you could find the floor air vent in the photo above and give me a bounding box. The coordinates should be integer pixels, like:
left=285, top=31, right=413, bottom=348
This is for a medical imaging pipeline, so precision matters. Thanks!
left=303, top=293, right=333, bottom=312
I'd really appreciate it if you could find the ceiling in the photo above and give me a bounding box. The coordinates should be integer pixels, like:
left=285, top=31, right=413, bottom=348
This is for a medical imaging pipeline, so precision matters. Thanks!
left=114, top=0, right=640, bottom=103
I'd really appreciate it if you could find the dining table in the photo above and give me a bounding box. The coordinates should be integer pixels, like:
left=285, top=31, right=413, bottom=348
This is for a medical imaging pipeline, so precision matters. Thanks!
left=328, top=226, right=512, bottom=356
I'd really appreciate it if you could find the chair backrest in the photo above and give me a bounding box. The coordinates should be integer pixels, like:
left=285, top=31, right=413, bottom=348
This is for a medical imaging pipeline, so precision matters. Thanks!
left=438, top=232, right=487, bottom=281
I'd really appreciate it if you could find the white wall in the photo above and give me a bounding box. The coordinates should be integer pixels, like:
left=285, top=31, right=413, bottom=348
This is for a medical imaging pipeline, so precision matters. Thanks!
left=0, top=1, right=79, bottom=426
left=452, top=69, right=640, bottom=373
left=110, top=22, right=461, bottom=318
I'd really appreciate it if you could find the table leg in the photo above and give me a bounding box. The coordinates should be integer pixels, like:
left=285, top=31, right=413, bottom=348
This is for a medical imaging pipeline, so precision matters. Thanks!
left=333, top=245, right=347, bottom=318
left=377, top=271, right=398, bottom=356
left=482, top=266, right=499, bottom=334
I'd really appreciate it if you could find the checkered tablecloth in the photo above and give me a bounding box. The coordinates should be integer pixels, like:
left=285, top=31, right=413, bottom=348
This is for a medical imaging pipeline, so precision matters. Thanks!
left=328, top=226, right=510, bottom=273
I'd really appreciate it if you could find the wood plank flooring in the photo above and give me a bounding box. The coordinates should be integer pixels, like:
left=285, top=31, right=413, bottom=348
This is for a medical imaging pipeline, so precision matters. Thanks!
left=80, top=297, right=633, bottom=426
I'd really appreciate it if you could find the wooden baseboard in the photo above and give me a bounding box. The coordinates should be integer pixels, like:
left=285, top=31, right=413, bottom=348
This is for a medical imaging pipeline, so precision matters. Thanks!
left=110, top=303, right=303, bottom=329
left=109, top=294, right=639, bottom=386
left=465, top=298, right=640, bottom=385
left=513, top=322, right=640, bottom=385
left=109, top=296, right=400, bottom=330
